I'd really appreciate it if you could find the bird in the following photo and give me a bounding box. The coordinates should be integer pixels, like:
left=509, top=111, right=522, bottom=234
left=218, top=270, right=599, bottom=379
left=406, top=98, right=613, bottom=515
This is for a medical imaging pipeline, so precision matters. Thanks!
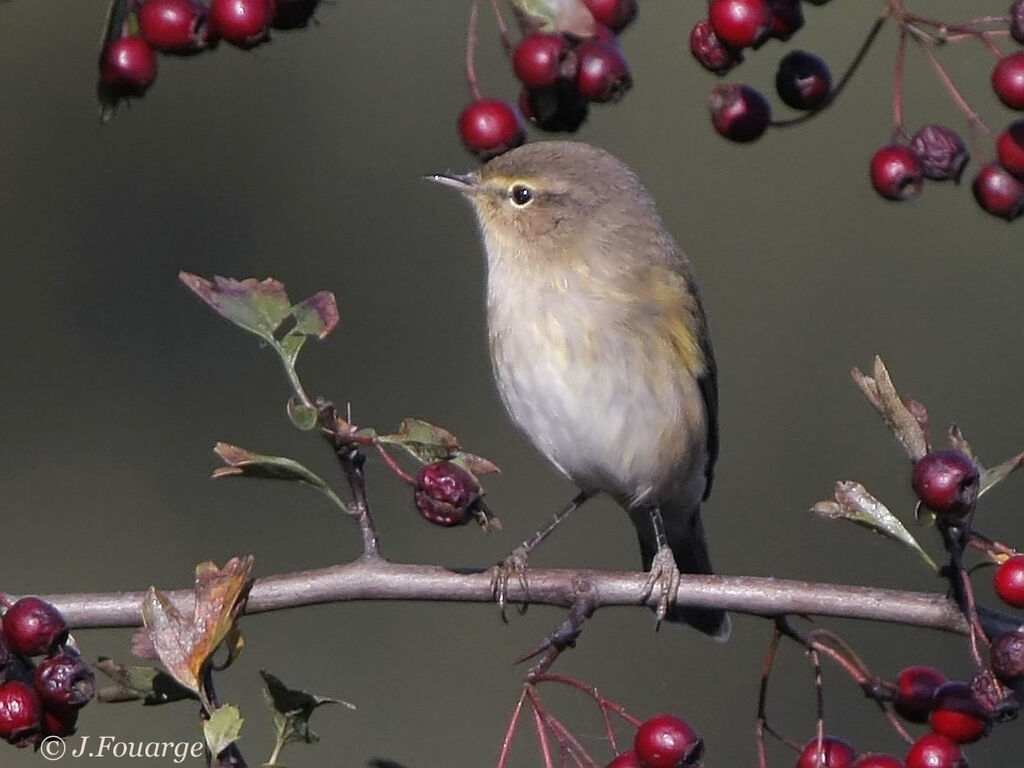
left=427, top=141, right=728, bottom=639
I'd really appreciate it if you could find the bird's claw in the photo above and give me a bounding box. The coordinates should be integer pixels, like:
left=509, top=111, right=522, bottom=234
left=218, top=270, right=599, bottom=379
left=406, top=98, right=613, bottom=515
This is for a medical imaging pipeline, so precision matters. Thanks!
left=642, top=545, right=682, bottom=623
left=491, top=544, right=531, bottom=622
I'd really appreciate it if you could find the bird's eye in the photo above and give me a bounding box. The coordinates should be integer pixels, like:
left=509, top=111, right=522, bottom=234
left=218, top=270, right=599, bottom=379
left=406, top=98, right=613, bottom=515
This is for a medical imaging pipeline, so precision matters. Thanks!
left=510, top=184, right=534, bottom=206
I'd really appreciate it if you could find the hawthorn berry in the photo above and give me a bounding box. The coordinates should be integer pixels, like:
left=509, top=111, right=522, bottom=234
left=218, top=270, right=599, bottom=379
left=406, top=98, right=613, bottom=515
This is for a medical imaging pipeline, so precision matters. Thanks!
left=582, top=0, right=637, bottom=34
left=0, top=680, right=42, bottom=746
left=513, top=33, right=573, bottom=89
left=690, top=20, right=742, bottom=75
left=634, top=715, right=703, bottom=768
left=2, top=597, right=69, bottom=657
left=996, top=119, right=1024, bottom=178
left=605, top=749, right=644, bottom=768
left=519, top=81, right=589, bottom=132
left=769, top=0, right=805, bottom=40
left=994, top=554, right=1024, bottom=608
left=905, top=733, right=966, bottom=768
left=708, top=83, right=771, bottom=142
left=458, top=99, right=525, bottom=160
left=797, top=736, right=856, bottom=768
left=909, top=125, right=969, bottom=182
left=929, top=681, right=990, bottom=744
left=993, top=52, right=1024, bottom=109
left=1012, top=0, right=1024, bottom=45
left=414, top=461, right=481, bottom=526
left=34, top=651, right=96, bottom=711
left=575, top=40, right=632, bottom=102
left=99, top=36, right=158, bottom=96
left=139, top=0, right=209, bottom=52
left=893, top=665, right=947, bottom=724
left=911, top=450, right=979, bottom=518
left=708, top=0, right=772, bottom=49
left=972, top=162, right=1024, bottom=220
left=41, top=708, right=78, bottom=738
left=208, top=0, right=272, bottom=48
left=272, top=0, right=319, bottom=29
left=990, top=631, right=1024, bottom=685
left=870, top=145, right=923, bottom=201
left=775, top=50, right=831, bottom=110
left=854, top=756, right=906, bottom=768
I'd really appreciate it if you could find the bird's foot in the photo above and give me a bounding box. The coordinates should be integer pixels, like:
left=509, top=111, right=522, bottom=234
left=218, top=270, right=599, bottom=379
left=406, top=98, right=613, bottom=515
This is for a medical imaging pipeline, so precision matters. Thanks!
left=642, top=544, right=682, bottom=623
left=491, top=544, right=531, bottom=622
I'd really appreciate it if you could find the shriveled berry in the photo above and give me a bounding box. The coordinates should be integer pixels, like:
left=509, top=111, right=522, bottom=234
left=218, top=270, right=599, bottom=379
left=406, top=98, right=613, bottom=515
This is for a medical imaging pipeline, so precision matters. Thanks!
left=995, top=554, right=1024, bottom=608
left=272, top=0, right=319, bottom=29
left=34, top=651, right=96, bottom=711
left=769, top=0, right=804, bottom=40
left=709, top=0, right=772, bottom=49
left=582, top=0, right=637, bottom=33
left=992, top=52, right=1024, bottom=109
left=458, top=99, right=525, bottom=160
left=209, top=0, right=272, bottom=47
left=3, top=597, right=69, bottom=657
left=870, top=145, right=923, bottom=201
left=605, top=749, right=644, bottom=768
left=0, top=680, right=41, bottom=747
left=894, top=665, right=947, bottom=724
left=513, top=33, right=573, bottom=89
left=909, top=125, right=969, bottom=182
left=911, top=450, right=979, bottom=518
left=775, top=50, right=831, bottom=110
left=575, top=40, right=632, bottom=102
left=414, top=461, right=481, bottom=526
left=139, top=0, right=209, bottom=52
left=972, top=162, right=1024, bottom=220
left=991, top=631, right=1024, bottom=685
left=905, top=733, right=966, bottom=768
left=41, top=707, right=78, bottom=738
left=854, top=756, right=905, bottom=768
left=1012, top=0, right=1024, bottom=45
left=634, top=714, right=703, bottom=768
left=708, top=83, right=771, bottom=142
left=690, top=19, right=743, bottom=75
left=99, top=36, right=158, bottom=96
left=797, top=736, right=856, bottom=768
left=930, top=681, right=990, bottom=744
left=996, top=119, right=1024, bottom=178
left=519, top=81, right=589, bottom=132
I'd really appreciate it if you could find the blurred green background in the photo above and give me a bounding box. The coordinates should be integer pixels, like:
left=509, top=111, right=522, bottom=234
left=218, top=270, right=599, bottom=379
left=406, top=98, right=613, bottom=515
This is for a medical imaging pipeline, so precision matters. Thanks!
left=1, top=0, right=1022, bottom=765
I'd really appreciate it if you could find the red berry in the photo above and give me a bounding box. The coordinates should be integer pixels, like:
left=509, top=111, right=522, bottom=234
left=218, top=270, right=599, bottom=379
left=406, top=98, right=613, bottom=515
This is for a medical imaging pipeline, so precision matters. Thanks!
left=139, top=0, right=209, bottom=52
left=708, top=83, right=771, bottom=142
left=99, top=36, right=158, bottom=96
left=0, top=680, right=41, bottom=746
left=909, top=125, right=969, bottom=182
left=972, top=162, right=1024, bottom=220
left=991, top=631, right=1024, bottom=685
left=575, top=40, right=632, bottom=102
left=995, top=554, right=1024, bottom=607
left=996, top=119, right=1024, bottom=178
left=519, top=82, right=589, bottom=133
left=634, top=714, right=703, bottom=768
left=3, top=597, right=69, bottom=657
left=929, top=681, right=990, bottom=744
left=894, top=665, right=947, bottom=724
left=992, top=52, right=1024, bottom=109
left=870, top=145, right=923, bottom=201
left=513, top=33, right=572, bottom=89
left=582, top=0, right=637, bottom=34
left=769, top=0, right=805, bottom=40
left=854, top=756, right=905, bottom=768
left=272, top=0, right=319, bottom=29
left=690, top=20, right=743, bottom=75
left=1012, top=0, right=1024, bottom=45
left=708, top=0, right=772, bottom=49
left=605, top=749, right=644, bottom=768
left=905, top=733, right=966, bottom=768
left=414, top=461, right=481, bottom=526
left=797, top=736, right=856, bottom=768
left=42, top=707, right=78, bottom=738
left=775, top=50, right=831, bottom=110
left=458, top=99, right=525, bottom=160
left=911, top=450, right=979, bottom=518
left=34, top=651, right=96, bottom=711
left=209, top=0, right=272, bottom=48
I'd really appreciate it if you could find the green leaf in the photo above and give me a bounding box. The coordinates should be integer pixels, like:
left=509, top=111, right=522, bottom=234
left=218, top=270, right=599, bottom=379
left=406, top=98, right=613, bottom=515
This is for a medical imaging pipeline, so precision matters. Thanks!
left=277, top=292, right=340, bottom=367
left=180, top=273, right=292, bottom=344
left=261, top=670, right=353, bottom=754
left=204, top=704, right=244, bottom=758
left=94, top=658, right=198, bottom=705
left=980, top=451, right=1024, bottom=498
left=452, top=450, right=501, bottom=477
left=379, top=418, right=461, bottom=464
left=812, top=481, right=938, bottom=571
left=286, top=399, right=318, bottom=431
left=212, top=443, right=346, bottom=511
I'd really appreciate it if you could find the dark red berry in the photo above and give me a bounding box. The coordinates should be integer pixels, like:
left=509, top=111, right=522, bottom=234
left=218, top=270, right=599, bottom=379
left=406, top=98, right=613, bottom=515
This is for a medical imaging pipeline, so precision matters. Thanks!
left=209, top=0, right=271, bottom=47
left=605, top=750, right=644, bottom=768
left=414, top=461, right=481, bottom=526
left=769, top=0, right=804, bottom=40
left=708, top=0, right=772, bottom=49
left=991, top=631, right=1024, bottom=685
left=41, top=707, right=78, bottom=738
left=33, top=651, right=96, bottom=711
left=139, top=0, right=209, bottom=52
left=591, top=25, right=619, bottom=46
left=854, top=756, right=905, bottom=768
left=995, top=554, right=1024, bottom=607
left=634, top=714, right=703, bottom=768
left=894, top=665, right=948, bottom=724
left=797, top=736, right=856, bottom=768
left=930, top=681, right=990, bottom=744
left=992, top=52, right=1024, bottom=109
left=905, top=733, right=966, bottom=768
left=0, top=680, right=41, bottom=747
left=519, top=81, right=589, bottom=132
left=575, top=40, right=632, bottom=102
left=582, top=0, right=637, bottom=33
left=870, top=145, right=923, bottom=201
left=513, top=33, right=573, bottom=89
left=0, top=630, right=12, bottom=671
left=775, top=50, right=831, bottom=110
left=99, top=36, right=158, bottom=96
left=3, top=598, right=69, bottom=657
left=1012, top=0, right=1024, bottom=45
left=458, top=99, right=525, bottom=160
left=690, top=20, right=743, bottom=75
left=972, top=162, right=1024, bottom=220
left=996, top=119, right=1024, bottom=178
left=272, top=0, right=319, bottom=29
left=911, top=450, right=979, bottom=517
left=909, top=125, right=969, bottom=182
left=708, top=83, right=771, bottom=142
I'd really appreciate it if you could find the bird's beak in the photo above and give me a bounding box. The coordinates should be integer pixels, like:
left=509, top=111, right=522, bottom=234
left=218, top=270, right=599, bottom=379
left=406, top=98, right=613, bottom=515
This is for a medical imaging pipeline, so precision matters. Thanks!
left=423, top=171, right=480, bottom=195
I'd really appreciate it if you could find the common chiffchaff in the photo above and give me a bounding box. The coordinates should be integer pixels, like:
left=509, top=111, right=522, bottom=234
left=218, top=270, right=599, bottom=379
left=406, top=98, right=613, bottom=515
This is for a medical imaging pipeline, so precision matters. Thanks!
left=430, top=141, right=728, bottom=639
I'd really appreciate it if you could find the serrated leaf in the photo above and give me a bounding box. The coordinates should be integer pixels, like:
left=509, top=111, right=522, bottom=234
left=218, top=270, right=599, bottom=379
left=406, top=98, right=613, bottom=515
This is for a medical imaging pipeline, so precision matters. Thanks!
left=180, top=273, right=292, bottom=343
left=94, top=658, right=198, bottom=705
left=212, top=443, right=346, bottom=511
left=262, top=670, right=352, bottom=752
left=379, top=418, right=460, bottom=464
left=286, top=399, right=318, bottom=431
left=851, top=357, right=929, bottom=460
left=277, top=292, right=340, bottom=367
left=812, top=481, right=937, bottom=571
left=204, top=704, right=244, bottom=758
left=980, top=451, right=1024, bottom=497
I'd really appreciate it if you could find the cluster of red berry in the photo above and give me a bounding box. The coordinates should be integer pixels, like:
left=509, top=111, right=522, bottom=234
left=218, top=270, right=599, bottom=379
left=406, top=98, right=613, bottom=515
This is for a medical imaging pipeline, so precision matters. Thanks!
left=0, top=598, right=94, bottom=747
left=459, top=0, right=638, bottom=160
left=98, top=0, right=319, bottom=100
left=603, top=714, right=702, bottom=768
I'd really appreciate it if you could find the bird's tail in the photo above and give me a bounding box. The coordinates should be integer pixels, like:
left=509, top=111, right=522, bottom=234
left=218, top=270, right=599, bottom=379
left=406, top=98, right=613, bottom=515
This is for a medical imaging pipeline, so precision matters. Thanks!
left=633, top=502, right=731, bottom=641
